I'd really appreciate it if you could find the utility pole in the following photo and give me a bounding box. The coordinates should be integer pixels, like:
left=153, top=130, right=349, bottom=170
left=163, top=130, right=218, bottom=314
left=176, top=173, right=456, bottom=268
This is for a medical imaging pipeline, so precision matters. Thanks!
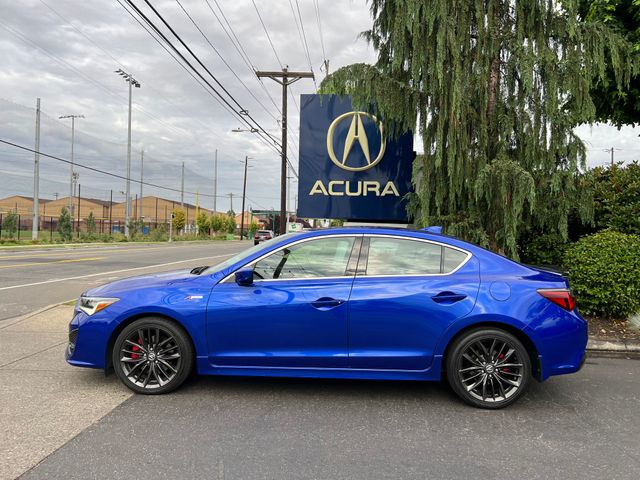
left=139, top=148, right=144, bottom=220
left=213, top=149, right=218, bottom=213
left=32, top=98, right=41, bottom=241
left=115, top=69, right=140, bottom=237
left=287, top=168, right=294, bottom=218
left=59, top=114, right=84, bottom=220
left=181, top=162, right=185, bottom=207
left=256, top=67, right=314, bottom=235
left=240, top=155, right=250, bottom=240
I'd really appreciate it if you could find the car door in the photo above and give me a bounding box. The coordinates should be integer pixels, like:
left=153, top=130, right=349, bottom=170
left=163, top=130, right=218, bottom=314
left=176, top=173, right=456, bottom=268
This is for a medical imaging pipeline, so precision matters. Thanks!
left=207, top=235, right=361, bottom=368
left=347, top=235, right=480, bottom=371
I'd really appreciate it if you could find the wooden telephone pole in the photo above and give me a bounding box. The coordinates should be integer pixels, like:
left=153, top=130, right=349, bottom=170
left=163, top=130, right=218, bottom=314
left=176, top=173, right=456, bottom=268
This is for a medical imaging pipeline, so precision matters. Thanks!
left=256, top=67, right=314, bottom=234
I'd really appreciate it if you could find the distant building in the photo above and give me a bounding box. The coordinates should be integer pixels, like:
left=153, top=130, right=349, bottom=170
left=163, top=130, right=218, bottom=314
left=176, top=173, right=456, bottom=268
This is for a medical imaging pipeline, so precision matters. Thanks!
left=0, top=194, right=220, bottom=225
left=0, top=195, right=51, bottom=216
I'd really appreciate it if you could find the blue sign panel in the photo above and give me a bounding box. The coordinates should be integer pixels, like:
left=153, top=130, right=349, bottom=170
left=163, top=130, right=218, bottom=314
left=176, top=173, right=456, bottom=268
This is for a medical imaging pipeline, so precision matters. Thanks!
left=297, top=94, right=413, bottom=222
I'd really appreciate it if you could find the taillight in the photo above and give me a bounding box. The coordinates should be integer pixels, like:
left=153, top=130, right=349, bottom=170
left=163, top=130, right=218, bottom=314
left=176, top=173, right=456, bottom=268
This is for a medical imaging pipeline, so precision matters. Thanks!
left=537, top=289, right=576, bottom=311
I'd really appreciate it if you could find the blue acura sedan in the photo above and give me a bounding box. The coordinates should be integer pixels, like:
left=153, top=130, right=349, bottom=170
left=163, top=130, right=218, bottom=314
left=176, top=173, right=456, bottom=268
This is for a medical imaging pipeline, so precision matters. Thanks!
left=67, top=227, right=587, bottom=408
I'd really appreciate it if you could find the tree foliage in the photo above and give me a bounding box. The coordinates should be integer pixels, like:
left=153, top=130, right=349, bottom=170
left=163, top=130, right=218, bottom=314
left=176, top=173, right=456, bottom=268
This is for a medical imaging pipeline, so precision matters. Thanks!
left=86, top=211, right=96, bottom=234
left=57, top=208, right=72, bottom=241
left=226, top=215, right=236, bottom=234
left=321, top=0, right=636, bottom=258
left=172, top=208, right=186, bottom=232
left=584, top=161, right=640, bottom=235
left=2, top=211, right=18, bottom=238
left=579, top=0, right=640, bottom=126
left=196, top=212, right=210, bottom=236
left=210, top=214, right=224, bottom=234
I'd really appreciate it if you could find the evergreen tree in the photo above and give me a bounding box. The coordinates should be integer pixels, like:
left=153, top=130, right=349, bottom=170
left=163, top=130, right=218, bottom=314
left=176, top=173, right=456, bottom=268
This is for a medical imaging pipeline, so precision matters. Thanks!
left=57, top=208, right=72, bottom=242
left=86, top=212, right=96, bottom=234
left=321, top=0, right=635, bottom=257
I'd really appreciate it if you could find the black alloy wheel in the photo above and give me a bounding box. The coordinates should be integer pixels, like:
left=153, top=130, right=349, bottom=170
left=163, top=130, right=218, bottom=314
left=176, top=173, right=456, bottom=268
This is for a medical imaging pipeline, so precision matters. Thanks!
left=446, top=328, right=531, bottom=409
left=113, top=317, right=193, bottom=394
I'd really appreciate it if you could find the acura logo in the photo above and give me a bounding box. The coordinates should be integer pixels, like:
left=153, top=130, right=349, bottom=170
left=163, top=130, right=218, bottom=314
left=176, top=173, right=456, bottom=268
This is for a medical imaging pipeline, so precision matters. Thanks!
left=326, top=111, right=386, bottom=172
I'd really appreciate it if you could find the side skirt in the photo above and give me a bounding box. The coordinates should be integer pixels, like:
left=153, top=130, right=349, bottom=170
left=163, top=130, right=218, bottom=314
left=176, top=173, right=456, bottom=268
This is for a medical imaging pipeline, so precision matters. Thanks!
left=195, top=356, right=444, bottom=382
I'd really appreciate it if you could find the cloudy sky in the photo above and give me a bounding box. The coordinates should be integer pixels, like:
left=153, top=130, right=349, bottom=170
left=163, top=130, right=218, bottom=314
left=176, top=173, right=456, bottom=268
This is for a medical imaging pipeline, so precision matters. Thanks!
left=0, top=0, right=638, bottom=214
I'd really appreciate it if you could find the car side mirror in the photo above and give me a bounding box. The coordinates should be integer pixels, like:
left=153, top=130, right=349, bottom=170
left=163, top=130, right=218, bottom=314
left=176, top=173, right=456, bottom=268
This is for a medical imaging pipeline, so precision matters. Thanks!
left=235, top=268, right=254, bottom=286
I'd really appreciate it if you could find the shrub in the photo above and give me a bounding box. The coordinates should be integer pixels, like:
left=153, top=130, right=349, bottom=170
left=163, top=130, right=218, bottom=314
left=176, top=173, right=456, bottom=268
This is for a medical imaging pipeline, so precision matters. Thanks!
left=57, top=208, right=72, bottom=242
left=2, top=212, right=18, bottom=238
left=521, top=233, right=569, bottom=267
left=585, top=162, right=640, bottom=235
left=151, top=224, right=168, bottom=242
left=565, top=230, right=640, bottom=318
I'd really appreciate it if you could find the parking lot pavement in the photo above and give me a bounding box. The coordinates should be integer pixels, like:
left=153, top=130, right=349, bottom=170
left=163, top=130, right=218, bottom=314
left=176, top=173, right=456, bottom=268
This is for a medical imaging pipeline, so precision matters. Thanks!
left=0, top=305, right=131, bottom=480
left=17, top=354, right=640, bottom=480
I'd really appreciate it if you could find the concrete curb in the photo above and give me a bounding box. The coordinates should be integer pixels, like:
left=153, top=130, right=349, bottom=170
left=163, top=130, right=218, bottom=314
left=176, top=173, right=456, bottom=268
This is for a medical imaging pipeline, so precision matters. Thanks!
left=0, top=301, right=73, bottom=329
left=587, top=338, right=640, bottom=353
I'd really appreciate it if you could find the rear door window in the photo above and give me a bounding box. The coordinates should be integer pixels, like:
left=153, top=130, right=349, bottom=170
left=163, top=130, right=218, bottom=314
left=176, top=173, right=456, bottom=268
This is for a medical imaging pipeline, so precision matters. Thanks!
left=362, top=237, right=468, bottom=276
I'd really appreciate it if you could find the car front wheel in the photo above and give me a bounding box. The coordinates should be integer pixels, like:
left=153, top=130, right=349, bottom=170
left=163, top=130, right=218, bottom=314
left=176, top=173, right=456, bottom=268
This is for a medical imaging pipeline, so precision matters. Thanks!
left=445, top=328, right=531, bottom=409
left=113, top=317, right=193, bottom=394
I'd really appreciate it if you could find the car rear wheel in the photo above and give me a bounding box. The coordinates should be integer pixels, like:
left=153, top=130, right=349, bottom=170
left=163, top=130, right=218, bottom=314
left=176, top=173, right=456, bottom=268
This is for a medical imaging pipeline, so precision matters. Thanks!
left=445, top=328, right=531, bottom=409
left=113, top=317, right=193, bottom=394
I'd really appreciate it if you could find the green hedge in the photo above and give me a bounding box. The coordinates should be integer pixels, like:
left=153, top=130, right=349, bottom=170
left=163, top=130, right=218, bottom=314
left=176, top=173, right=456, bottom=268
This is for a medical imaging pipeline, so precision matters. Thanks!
left=565, top=230, right=640, bottom=318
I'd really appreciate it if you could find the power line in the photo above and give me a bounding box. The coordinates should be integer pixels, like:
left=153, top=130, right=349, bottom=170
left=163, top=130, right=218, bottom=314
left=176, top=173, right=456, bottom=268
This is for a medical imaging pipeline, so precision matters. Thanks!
left=0, top=18, right=192, bottom=141
left=122, top=0, right=282, bottom=155
left=39, top=0, right=226, bottom=137
left=205, top=0, right=282, bottom=116
left=251, top=0, right=283, bottom=68
left=312, top=0, right=329, bottom=76
left=174, top=0, right=279, bottom=123
left=0, top=139, right=230, bottom=200
left=290, top=0, right=318, bottom=90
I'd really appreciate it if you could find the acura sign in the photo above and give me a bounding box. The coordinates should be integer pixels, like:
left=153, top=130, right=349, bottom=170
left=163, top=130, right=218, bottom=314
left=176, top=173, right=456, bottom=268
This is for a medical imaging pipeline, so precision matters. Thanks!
left=297, top=94, right=413, bottom=222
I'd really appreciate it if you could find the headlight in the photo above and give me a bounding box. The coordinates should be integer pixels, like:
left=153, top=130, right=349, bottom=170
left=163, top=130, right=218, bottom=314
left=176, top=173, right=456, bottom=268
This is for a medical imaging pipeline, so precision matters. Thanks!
left=78, top=297, right=119, bottom=316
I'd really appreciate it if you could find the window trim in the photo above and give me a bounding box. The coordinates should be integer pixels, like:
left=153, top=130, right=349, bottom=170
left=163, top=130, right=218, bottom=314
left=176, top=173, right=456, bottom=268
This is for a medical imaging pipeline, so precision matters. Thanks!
left=221, top=234, right=363, bottom=283
left=356, top=234, right=472, bottom=278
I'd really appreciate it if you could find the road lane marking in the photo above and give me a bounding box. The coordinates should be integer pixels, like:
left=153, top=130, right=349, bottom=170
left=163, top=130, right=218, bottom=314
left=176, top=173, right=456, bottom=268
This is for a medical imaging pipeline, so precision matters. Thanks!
left=0, top=257, right=105, bottom=270
left=0, top=244, right=204, bottom=260
left=0, top=253, right=234, bottom=291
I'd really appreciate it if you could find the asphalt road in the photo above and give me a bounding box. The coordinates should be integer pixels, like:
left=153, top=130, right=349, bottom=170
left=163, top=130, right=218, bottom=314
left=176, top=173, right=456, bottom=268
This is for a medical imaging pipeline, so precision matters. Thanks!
left=0, top=241, right=246, bottom=321
left=19, top=355, right=640, bottom=480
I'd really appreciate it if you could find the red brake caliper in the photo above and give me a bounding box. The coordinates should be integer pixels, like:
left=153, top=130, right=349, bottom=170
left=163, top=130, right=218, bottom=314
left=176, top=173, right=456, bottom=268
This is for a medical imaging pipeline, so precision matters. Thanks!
left=498, top=353, right=509, bottom=373
left=131, top=338, right=142, bottom=359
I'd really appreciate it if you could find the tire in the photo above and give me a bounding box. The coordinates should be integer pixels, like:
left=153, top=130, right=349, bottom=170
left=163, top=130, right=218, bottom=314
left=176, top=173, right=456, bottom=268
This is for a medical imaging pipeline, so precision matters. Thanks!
left=113, top=317, right=194, bottom=395
left=254, top=241, right=259, bottom=245
left=445, top=328, right=531, bottom=409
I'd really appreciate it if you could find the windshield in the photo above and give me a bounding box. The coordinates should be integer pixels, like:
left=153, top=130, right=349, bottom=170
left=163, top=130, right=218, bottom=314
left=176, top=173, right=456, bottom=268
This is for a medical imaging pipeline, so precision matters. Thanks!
left=202, top=234, right=298, bottom=275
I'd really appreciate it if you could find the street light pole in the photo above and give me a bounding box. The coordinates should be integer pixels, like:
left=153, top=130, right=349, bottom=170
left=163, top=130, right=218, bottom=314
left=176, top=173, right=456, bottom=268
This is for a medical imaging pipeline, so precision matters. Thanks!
left=59, top=114, right=84, bottom=221
left=115, top=69, right=141, bottom=237
left=32, top=98, right=41, bottom=241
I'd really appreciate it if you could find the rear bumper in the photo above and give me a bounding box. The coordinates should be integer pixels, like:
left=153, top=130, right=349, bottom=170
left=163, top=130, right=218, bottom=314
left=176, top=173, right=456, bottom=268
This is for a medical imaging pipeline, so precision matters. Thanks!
left=525, top=308, right=588, bottom=381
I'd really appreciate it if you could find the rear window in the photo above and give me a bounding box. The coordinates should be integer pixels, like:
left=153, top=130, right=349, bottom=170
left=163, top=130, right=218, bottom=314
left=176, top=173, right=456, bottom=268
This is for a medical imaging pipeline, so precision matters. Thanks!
left=256, top=230, right=271, bottom=235
left=364, top=237, right=469, bottom=276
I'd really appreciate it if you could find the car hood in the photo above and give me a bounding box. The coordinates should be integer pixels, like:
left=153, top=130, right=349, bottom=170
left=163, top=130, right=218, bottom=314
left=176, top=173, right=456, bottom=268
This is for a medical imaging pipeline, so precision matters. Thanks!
left=85, top=269, right=200, bottom=297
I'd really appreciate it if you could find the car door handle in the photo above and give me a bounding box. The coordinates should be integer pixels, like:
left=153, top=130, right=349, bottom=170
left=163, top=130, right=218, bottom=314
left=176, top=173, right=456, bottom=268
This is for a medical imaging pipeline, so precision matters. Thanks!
left=431, top=291, right=467, bottom=304
left=311, top=297, right=344, bottom=310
